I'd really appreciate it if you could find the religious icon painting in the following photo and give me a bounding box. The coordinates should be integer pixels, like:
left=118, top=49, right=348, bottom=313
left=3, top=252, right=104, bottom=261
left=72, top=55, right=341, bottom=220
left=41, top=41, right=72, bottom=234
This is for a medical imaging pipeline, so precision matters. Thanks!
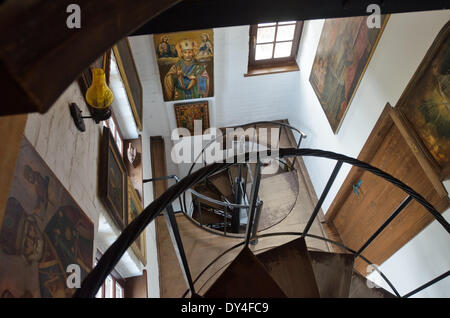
left=0, top=137, right=94, bottom=298
left=153, top=29, right=214, bottom=101
left=174, top=101, right=210, bottom=136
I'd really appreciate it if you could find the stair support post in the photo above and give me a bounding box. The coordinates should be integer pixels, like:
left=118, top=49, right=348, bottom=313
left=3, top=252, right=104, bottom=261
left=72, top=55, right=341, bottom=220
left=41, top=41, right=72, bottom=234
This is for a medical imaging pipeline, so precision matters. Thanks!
left=302, top=160, right=343, bottom=237
left=245, top=160, right=263, bottom=247
left=164, top=204, right=196, bottom=295
left=250, top=200, right=263, bottom=245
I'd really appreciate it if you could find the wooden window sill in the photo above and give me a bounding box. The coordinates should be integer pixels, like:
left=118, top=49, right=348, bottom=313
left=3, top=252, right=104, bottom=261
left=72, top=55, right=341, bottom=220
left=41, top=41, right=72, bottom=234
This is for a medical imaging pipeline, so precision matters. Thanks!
left=244, top=62, right=299, bottom=77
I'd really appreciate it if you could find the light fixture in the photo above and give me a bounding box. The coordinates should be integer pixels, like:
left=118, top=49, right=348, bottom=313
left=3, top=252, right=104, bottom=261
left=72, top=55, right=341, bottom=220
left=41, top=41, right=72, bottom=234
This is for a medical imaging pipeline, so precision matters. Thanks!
left=70, top=68, right=114, bottom=131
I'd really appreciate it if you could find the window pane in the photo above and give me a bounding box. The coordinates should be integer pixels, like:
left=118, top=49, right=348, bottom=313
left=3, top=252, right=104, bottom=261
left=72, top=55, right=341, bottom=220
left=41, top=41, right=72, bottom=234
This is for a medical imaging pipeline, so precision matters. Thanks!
left=105, top=276, right=113, bottom=298
left=256, top=26, right=275, bottom=43
left=255, top=43, right=273, bottom=60
left=95, top=286, right=103, bottom=298
left=274, top=42, right=292, bottom=58
left=258, top=22, right=276, bottom=27
left=115, top=282, right=123, bottom=298
left=108, top=117, right=116, bottom=136
left=116, top=133, right=123, bottom=155
left=278, top=21, right=296, bottom=25
left=276, top=25, right=296, bottom=41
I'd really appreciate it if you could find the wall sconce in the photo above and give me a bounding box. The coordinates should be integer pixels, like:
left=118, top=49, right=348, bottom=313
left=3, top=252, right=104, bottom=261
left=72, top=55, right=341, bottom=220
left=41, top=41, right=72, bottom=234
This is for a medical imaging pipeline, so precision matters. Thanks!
left=70, top=68, right=114, bottom=132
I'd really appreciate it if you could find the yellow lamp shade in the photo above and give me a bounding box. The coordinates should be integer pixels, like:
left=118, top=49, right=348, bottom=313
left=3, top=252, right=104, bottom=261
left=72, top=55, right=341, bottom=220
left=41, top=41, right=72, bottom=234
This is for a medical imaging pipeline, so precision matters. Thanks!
left=86, top=68, right=114, bottom=109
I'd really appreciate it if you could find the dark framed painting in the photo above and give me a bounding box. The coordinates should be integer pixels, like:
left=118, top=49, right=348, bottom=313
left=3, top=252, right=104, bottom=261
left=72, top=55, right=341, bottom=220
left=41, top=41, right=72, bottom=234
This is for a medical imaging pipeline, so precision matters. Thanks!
left=99, top=126, right=128, bottom=230
left=127, top=179, right=146, bottom=266
left=0, top=137, right=94, bottom=298
left=113, top=38, right=143, bottom=131
left=174, top=101, right=210, bottom=135
left=310, top=15, right=389, bottom=133
left=395, top=21, right=450, bottom=181
left=153, top=29, right=214, bottom=101
left=78, top=50, right=111, bottom=96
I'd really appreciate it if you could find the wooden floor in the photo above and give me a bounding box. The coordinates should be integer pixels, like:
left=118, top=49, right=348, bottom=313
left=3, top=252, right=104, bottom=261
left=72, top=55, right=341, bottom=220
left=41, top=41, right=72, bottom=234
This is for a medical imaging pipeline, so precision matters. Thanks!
left=155, top=121, right=331, bottom=297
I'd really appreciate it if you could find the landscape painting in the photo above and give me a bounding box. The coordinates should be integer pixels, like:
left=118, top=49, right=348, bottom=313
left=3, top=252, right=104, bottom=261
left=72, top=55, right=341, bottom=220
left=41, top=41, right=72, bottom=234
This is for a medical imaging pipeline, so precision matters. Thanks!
left=310, top=15, right=389, bottom=133
left=396, top=22, right=450, bottom=179
left=0, top=137, right=94, bottom=298
left=153, top=29, right=214, bottom=101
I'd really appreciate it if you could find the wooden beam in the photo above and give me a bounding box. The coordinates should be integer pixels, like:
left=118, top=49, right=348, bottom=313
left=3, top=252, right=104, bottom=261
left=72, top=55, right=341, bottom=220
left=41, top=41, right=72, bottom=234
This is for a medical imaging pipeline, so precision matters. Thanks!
left=132, top=0, right=448, bottom=35
left=0, top=0, right=181, bottom=116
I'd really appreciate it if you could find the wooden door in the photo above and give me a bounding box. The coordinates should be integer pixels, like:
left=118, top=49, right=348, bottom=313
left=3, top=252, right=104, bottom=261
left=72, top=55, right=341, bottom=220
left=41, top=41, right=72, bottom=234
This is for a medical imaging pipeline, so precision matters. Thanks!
left=326, top=105, right=449, bottom=275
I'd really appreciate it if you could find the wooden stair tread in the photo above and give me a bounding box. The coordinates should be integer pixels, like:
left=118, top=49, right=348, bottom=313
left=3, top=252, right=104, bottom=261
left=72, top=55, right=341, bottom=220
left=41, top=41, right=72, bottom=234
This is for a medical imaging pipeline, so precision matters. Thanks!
left=204, top=246, right=287, bottom=298
left=208, top=171, right=233, bottom=201
left=308, top=251, right=355, bottom=298
left=254, top=169, right=299, bottom=231
left=348, top=271, right=396, bottom=298
left=256, top=237, right=320, bottom=298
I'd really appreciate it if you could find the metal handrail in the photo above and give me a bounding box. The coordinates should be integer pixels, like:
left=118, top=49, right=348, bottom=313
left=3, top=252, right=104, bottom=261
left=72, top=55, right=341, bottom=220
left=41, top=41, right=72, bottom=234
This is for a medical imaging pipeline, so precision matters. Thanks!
left=74, top=148, right=450, bottom=298
left=182, top=120, right=306, bottom=233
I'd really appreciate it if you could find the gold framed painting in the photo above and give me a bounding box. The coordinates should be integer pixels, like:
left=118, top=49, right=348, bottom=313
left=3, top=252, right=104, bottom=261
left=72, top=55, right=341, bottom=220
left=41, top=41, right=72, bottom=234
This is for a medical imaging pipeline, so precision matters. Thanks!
left=310, top=15, right=389, bottom=134
left=153, top=29, right=214, bottom=101
left=127, top=179, right=146, bottom=266
left=99, top=126, right=128, bottom=230
left=174, top=101, right=210, bottom=135
left=395, top=21, right=450, bottom=181
left=113, top=38, right=143, bottom=131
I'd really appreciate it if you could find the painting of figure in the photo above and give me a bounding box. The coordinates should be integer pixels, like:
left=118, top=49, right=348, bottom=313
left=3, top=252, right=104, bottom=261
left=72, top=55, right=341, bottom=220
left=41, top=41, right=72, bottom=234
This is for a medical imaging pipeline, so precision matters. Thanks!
left=0, top=137, right=94, bottom=298
left=310, top=16, right=389, bottom=133
left=153, top=29, right=214, bottom=101
left=397, top=22, right=450, bottom=178
left=127, top=180, right=146, bottom=265
left=174, top=101, right=210, bottom=135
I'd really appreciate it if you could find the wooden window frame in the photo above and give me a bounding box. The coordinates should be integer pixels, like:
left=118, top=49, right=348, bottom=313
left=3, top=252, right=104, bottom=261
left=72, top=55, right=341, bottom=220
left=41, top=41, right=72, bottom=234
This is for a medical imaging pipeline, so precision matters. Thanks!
left=103, top=112, right=124, bottom=157
left=246, top=21, right=303, bottom=77
left=95, top=250, right=125, bottom=298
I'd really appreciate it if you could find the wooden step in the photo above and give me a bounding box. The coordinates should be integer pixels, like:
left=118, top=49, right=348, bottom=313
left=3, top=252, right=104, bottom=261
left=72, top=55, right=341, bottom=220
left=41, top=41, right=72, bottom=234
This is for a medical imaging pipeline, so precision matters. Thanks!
left=207, top=171, right=233, bottom=202
left=308, top=251, right=355, bottom=298
left=256, top=237, right=320, bottom=298
left=192, top=205, right=228, bottom=227
left=348, top=271, right=396, bottom=298
left=252, top=169, right=299, bottom=231
left=204, top=246, right=287, bottom=298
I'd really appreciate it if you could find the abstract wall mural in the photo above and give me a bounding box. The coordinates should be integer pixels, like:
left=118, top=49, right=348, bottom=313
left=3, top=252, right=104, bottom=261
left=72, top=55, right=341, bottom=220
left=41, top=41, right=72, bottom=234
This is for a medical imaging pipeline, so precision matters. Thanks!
left=153, top=29, right=214, bottom=101
left=310, top=16, right=389, bottom=133
left=0, top=137, right=94, bottom=298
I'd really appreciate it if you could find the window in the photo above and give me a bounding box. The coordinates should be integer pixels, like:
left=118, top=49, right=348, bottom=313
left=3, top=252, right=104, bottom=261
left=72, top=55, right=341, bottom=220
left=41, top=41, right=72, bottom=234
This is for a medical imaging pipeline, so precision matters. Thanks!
left=103, top=113, right=124, bottom=156
left=246, top=21, right=303, bottom=76
left=94, top=252, right=125, bottom=298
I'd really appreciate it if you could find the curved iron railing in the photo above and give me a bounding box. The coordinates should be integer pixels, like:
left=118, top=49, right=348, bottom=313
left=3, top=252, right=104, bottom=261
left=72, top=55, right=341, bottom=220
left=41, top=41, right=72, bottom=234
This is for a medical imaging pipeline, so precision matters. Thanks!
left=181, top=120, right=306, bottom=235
left=73, top=147, right=450, bottom=298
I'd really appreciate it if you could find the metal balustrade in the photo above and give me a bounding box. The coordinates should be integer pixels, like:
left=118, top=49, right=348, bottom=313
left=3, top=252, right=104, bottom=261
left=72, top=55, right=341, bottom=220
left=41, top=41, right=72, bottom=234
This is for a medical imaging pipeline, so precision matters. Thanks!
left=73, top=121, right=450, bottom=299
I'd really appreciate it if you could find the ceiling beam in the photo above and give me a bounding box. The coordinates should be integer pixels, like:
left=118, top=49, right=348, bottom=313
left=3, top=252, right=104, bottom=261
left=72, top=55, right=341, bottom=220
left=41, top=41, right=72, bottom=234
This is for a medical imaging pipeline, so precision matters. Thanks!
left=132, top=0, right=448, bottom=35
left=0, top=0, right=181, bottom=116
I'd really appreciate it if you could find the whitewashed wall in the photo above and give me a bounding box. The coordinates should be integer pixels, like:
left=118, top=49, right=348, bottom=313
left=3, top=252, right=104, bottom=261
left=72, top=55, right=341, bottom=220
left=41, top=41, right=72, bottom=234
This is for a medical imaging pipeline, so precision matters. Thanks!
left=289, top=10, right=450, bottom=297
left=24, top=82, right=148, bottom=288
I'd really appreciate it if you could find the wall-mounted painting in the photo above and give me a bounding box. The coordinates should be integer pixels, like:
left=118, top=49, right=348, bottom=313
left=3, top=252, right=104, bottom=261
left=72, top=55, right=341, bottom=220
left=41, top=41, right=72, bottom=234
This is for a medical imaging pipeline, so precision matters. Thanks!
left=113, top=38, right=144, bottom=131
left=310, top=15, right=389, bottom=133
left=0, top=137, right=94, bottom=298
left=127, top=179, right=146, bottom=266
left=396, top=21, right=450, bottom=180
left=153, top=29, right=214, bottom=101
left=124, top=137, right=143, bottom=206
left=174, top=101, right=210, bottom=135
left=99, top=126, right=128, bottom=230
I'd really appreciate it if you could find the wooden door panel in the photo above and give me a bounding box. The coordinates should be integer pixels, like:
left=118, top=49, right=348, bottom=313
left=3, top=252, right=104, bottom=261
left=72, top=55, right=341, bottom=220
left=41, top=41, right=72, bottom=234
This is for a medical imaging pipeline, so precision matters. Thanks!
left=333, top=123, right=447, bottom=274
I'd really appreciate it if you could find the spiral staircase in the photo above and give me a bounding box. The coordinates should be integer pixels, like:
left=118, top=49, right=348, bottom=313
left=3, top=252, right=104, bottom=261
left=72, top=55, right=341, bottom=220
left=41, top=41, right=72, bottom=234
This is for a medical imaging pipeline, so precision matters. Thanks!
left=73, top=121, right=450, bottom=299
